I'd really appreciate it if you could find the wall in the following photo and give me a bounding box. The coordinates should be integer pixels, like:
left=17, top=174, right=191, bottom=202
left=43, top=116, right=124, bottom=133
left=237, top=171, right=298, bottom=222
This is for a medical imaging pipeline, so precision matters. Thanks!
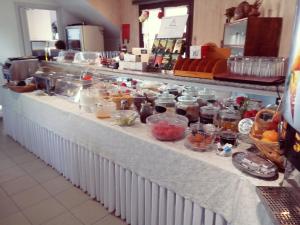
left=120, top=0, right=139, bottom=50
left=88, top=0, right=121, bottom=27
left=192, top=0, right=240, bottom=46
left=58, top=0, right=121, bottom=50
left=0, top=0, right=29, bottom=62
left=120, top=0, right=297, bottom=57
left=260, top=0, right=297, bottom=57
left=87, top=0, right=125, bottom=50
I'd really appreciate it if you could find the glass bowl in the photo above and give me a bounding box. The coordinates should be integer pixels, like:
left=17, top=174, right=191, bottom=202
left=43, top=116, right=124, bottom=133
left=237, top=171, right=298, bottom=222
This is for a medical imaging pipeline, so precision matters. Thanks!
left=112, top=110, right=139, bottom=126
left=146, top=113, right=188, bottom=141
left=185, top=131, right=216, bottom=152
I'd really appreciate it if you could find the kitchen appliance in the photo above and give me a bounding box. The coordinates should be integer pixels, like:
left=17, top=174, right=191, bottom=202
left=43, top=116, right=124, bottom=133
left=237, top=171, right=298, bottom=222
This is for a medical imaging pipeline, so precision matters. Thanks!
left=2, top=57, right=38, bottom=82
left=256, top=1, right=300, bottom=224
left=66, top=25, right=104, bottom=51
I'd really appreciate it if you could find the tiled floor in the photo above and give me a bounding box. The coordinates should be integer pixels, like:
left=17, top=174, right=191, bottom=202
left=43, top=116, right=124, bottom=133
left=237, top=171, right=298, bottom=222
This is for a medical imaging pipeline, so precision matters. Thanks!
left=0, top=120, right=126, bottom=225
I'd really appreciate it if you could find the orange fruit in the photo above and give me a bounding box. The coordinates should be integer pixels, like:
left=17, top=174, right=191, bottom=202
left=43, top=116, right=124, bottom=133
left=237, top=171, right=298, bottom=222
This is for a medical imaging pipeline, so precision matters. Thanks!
left=261, top=138, right=274, bottom=143
left=262, top=130, right=278, bottom=142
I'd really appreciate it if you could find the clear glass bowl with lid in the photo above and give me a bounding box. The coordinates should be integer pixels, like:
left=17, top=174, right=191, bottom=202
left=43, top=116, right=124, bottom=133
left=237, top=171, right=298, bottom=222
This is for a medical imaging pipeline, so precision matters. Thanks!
left=199, top=104, right=219, bottom=125
left=176, top=94, right=199, bottom=124
left=154, top=91, right=176, bottom=113
left=182, top=86, right=202, bottom=97
left=197, top=89, right=216, bottom=106
left=219, top=108, right=241, bottom=132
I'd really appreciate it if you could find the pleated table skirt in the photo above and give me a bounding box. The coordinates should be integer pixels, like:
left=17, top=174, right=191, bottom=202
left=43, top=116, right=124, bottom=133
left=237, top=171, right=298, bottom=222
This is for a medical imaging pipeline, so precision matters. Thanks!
left=3, top=109, right=228, bottom=225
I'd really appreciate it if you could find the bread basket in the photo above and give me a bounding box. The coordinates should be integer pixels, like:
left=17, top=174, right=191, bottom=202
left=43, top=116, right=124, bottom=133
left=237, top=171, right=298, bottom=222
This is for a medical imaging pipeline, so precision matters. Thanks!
left=7, top=83, right=36, bottom=93
left=249, top=109, right=284, bottom=169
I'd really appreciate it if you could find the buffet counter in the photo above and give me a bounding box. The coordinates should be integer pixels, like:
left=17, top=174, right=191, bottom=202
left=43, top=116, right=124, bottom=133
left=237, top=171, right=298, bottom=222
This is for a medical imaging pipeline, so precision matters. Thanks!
left=0, top=87, right=281, bottom=225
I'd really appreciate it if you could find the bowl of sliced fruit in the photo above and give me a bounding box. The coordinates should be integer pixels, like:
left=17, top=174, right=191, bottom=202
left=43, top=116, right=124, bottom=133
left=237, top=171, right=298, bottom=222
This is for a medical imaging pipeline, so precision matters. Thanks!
left=146, top=113, right=188, bottom=141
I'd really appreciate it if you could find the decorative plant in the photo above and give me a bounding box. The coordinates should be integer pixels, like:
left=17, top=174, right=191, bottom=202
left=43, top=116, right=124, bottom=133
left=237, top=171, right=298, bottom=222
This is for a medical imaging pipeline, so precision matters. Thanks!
left=225, top=7, right=236, bottom=23
left=236, top=96, right=258, bottom=118
left=225, top=0, right=263, bottom=22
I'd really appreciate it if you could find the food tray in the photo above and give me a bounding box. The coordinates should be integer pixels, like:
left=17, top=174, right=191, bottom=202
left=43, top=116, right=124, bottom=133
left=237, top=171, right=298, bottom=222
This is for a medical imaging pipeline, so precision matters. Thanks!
left=232, top=152, right=278, bottom=179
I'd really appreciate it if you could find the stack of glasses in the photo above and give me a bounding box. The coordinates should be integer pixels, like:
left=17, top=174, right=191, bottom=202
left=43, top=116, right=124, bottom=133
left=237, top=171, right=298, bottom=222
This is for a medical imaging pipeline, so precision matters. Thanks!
left=227, top=57, right=287, bottom=77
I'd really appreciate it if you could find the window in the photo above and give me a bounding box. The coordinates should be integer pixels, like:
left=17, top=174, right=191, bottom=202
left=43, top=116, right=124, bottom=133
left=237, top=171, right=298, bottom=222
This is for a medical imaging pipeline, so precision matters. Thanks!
left=26, top=9, right=59, bottom=41
left=141, top=8, right=161, bottom=49
left=139, top=0, right=193, bottom=55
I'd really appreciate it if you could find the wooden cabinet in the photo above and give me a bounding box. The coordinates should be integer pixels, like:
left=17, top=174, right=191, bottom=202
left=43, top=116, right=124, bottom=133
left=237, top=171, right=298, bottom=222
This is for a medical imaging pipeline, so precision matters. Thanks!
left=223, top=17, right=282, bottom=57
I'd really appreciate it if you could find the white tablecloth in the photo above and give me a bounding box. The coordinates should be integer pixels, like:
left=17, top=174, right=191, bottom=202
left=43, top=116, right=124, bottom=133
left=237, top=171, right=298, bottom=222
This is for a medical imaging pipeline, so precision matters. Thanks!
left=0, top=87, right=281, bottom=225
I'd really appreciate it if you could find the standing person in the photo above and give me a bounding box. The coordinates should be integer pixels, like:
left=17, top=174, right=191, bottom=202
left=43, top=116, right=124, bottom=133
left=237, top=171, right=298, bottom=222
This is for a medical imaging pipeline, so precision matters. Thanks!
left=54, top=40, right=66, bottom=50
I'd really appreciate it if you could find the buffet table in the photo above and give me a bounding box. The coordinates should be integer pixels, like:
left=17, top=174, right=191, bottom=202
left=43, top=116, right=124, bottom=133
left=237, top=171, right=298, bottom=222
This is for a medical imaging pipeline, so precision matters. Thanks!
left=0, top=87, right=282, bottom=225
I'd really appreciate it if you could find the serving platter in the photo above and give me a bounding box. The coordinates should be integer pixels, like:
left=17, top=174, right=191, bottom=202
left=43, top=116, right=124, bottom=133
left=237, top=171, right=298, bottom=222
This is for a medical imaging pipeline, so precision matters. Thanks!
left=232, top=152, right=278, bottom=179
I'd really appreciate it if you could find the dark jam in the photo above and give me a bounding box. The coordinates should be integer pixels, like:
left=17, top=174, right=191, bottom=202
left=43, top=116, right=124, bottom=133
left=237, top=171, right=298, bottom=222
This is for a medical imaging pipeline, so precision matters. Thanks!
left=200, top=114, right=214, bottom=124
left=207, top=99, right=216, bottom=104
left=140, top=104, right=153, bottom=123
left=155, top=105, right=167, bottom=113
left=220, top=132, right=237, bottom=146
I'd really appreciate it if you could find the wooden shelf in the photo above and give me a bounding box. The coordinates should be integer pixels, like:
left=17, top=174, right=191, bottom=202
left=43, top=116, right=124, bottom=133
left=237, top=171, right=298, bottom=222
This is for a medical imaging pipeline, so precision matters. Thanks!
left=223, top=17, right=282, bottom=57
left=43, top=61, right=285, bottom=97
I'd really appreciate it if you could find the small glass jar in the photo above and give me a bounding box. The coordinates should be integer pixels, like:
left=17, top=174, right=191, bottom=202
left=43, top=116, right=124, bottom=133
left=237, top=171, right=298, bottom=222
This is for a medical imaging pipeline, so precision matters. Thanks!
left=155, top=91, right=176, bottom=113
left=223, top=97, right=238, bottom=108
left=176, top=94, right=199, bottom=124
left=95, top=102, right=113, bottom=119
left=219, top=108, right=241, bottom=132
left=183, top=86, right=201, bottom=97
left=200, top=104, right=219, bottom=125
left=133, top=91, right=157, bottom=113
left=220, top=130, right=238, bottom=146
left=197, top=89, right=216, bottom=107
left=140, top=102, right=153, bottom=123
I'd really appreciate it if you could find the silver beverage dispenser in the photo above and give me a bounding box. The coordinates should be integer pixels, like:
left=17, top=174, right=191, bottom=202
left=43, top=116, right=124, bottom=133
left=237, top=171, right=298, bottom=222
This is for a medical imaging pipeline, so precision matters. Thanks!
left=256, top=1, right=300, bottom=224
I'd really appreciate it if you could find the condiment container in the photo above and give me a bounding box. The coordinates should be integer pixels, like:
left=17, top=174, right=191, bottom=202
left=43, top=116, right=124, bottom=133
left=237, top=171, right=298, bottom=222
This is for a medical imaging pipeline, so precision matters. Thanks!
left=197, top=89, right=216, bottom=107
left=159, top=84, right=182, bottom=97
left=95, top=102, right=113, bottom=119
left=199, top=104, right=219, bottom=125
left=183, top=86, right=201, bottom=97
left=176, top=94, right=199, bottom=124
left=155, top=91, right=176, bottom=113
left=133, top=91, right=157, bottom=112
left=140, top=102, right=153, bottom=123
left=219, top=108, right=241, bottom=132
left=184, top=124, right=217, bottom=152
left=223, top=97, right=238, bottom=108
left=220, top=130, right=238, bottom=146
